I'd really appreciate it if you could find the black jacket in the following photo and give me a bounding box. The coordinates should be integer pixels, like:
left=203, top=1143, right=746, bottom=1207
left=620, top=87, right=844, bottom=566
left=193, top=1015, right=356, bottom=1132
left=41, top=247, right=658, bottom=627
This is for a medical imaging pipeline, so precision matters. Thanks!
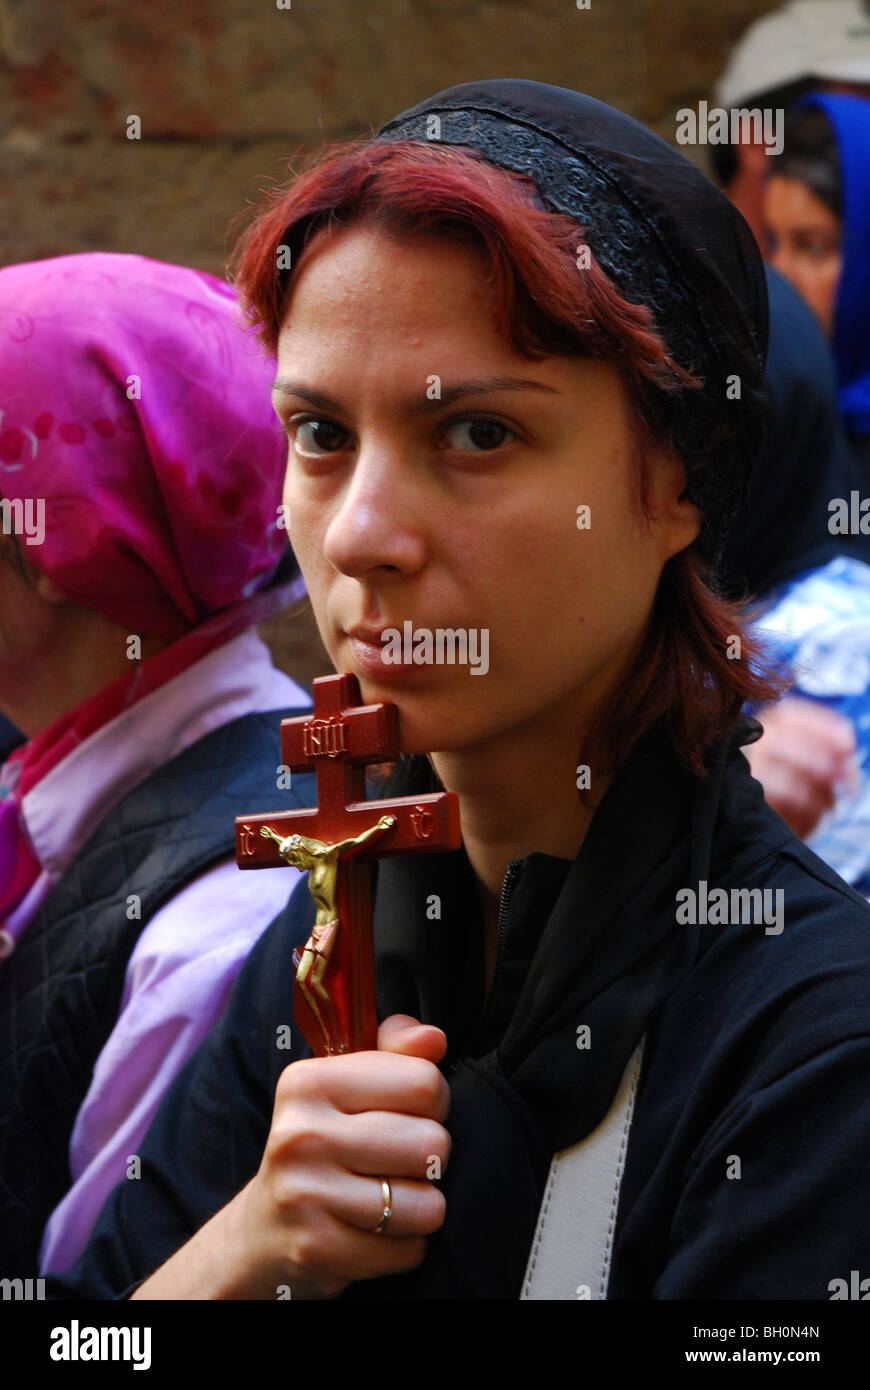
left=44, top=715, right=870, bottom=1299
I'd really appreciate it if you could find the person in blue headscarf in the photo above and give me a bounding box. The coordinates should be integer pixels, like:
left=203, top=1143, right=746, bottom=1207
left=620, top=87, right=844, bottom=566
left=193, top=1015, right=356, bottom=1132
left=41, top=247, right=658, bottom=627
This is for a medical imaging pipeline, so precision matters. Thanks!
left=719, top=265, right=870, bottom=895
left=765, top=92, right=870, bottom=466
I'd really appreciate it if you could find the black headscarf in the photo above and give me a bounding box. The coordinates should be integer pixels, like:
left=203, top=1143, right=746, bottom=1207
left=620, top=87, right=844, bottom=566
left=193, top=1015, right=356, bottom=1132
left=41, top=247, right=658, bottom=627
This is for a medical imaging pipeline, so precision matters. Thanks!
left=717, top=266, right=870, bottom=600
left=375, top=79, right=770, bottom=574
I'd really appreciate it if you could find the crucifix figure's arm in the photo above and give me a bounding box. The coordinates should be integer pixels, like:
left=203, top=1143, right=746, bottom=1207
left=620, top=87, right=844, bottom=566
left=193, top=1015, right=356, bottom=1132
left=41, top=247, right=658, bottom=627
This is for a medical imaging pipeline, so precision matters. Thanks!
left=332, top=813, right=395, bottom=858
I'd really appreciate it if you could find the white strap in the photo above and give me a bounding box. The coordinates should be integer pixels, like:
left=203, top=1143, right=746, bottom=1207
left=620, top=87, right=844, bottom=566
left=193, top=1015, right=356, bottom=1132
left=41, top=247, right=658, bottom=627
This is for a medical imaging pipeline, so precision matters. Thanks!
left=520, top=1039, right=645, bottom=1300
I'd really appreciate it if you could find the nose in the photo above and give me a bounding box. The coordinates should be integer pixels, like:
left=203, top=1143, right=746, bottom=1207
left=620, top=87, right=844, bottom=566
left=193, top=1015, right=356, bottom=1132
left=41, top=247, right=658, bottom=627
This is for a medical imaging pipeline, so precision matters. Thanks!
left=323, top=439, right=427, bottom=581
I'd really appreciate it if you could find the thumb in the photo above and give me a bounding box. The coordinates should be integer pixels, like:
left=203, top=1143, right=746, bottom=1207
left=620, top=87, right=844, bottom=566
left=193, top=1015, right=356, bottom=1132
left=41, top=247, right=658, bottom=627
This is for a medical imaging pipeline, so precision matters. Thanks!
left=377, top=1013, right=448, bottom=1064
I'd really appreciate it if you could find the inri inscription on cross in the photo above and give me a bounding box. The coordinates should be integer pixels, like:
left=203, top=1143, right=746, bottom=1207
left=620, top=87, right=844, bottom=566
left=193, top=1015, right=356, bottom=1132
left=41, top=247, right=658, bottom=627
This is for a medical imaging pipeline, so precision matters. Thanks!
left=236, top=672, right=461, bottom=1057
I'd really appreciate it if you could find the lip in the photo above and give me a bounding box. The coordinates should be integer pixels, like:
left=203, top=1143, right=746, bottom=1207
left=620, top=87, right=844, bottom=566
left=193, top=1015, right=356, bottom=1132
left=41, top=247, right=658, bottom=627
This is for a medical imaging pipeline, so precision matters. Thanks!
left=344, top=624, right=423, bottom=679
left=346, top=626, right=391, bottom=645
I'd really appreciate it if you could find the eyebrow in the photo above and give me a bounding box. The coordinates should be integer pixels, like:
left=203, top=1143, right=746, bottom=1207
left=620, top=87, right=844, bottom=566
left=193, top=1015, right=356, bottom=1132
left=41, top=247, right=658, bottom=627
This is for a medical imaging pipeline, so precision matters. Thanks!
left=791, top=227, right=839, bottom=240
left=270, top=375, right=561, bottom=415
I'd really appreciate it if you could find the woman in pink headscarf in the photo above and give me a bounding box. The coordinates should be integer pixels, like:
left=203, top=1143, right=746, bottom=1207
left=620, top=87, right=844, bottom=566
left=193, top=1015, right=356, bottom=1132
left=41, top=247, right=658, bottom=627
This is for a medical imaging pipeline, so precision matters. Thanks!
left=0, top=253, right=314, bottom=1276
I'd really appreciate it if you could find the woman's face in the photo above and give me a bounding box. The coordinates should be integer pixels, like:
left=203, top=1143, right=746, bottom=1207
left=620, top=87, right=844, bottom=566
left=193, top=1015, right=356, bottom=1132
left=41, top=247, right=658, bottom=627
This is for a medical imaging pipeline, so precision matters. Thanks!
left=0, top=541, right=56, bottom=668
left=765, top=174, right=842, bottom=337
left=274, top=224, right=700, bottom=757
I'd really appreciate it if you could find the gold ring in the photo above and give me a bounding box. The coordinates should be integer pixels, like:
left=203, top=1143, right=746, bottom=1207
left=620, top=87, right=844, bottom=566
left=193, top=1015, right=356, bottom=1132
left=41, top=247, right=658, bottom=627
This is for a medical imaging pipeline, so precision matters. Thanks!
left=371, top=1178, right=392, bottom=1235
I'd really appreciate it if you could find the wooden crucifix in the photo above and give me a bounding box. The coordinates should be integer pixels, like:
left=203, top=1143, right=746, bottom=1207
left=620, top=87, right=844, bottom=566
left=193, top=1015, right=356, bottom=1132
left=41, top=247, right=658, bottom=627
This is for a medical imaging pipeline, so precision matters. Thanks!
left=235, top=672, right=461, bottom=1057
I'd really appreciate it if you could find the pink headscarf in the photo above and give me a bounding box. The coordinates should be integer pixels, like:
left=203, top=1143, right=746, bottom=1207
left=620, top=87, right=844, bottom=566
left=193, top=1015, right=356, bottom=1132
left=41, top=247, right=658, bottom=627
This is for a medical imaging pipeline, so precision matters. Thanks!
left=0, top=251, right=295, bottom=640
left=0, top=254, right=303, bottom=931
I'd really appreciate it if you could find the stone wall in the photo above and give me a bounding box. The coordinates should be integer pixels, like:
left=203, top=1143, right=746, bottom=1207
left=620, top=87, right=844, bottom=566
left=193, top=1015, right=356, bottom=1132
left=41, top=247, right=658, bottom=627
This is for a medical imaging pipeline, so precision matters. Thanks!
left=2, top=0, right=778, bottom=272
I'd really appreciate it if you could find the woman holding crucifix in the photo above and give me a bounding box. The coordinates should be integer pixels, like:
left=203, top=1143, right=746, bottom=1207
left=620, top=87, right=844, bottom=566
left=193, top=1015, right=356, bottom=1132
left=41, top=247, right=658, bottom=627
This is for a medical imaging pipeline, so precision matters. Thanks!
left=48, top=81, right=870, bottom=1301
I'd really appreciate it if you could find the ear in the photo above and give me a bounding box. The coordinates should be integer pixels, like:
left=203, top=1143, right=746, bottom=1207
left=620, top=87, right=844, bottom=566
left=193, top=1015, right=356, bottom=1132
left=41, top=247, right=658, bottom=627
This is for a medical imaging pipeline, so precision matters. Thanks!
left=33, top=570, right=72, bottom=605
left=647, top=448, right=703, bottom=561
left=737, top=141, right=771, bottom=178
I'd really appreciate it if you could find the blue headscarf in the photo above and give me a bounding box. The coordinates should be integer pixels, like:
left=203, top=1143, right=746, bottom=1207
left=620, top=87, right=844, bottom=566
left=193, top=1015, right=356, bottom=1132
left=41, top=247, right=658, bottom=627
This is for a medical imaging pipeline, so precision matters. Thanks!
left=798, top=93, right=870, bottom=438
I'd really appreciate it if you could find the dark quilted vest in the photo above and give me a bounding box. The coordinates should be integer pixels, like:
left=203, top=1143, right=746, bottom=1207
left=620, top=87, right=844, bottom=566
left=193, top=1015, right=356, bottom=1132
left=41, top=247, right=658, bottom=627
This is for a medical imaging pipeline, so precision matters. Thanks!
left=0, top=706, right=316, bottom=1273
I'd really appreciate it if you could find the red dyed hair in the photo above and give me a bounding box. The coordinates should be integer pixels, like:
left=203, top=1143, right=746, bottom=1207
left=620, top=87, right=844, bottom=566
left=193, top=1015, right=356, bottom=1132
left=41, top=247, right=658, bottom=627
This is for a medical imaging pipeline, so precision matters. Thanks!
left=228, top=137, right=786, bottom=782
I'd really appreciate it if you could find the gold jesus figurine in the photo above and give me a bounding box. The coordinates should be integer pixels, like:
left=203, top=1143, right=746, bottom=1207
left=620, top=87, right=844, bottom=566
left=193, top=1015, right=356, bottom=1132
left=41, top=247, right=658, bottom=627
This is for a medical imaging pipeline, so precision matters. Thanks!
left=260, top=815, right=396, bottom=1054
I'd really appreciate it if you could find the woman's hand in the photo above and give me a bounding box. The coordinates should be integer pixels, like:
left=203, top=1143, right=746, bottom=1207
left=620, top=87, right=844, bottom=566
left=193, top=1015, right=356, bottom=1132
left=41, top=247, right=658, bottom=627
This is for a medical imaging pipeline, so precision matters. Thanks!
left=745, top=697, right=859, bottom=839
left=132, top=1015, right=450, bottom=1300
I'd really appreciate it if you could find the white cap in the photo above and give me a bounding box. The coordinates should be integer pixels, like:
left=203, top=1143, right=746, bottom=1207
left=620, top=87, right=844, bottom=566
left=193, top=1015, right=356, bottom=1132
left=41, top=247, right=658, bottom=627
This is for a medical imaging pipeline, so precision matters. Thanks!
left=716, top=1, right=870, bottom=109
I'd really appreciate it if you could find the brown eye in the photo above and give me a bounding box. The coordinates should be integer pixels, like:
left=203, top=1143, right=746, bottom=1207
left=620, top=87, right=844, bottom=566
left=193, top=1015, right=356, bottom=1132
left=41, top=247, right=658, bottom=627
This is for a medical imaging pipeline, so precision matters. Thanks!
left=293, top=417, right=350, bottom=455
left=443, top=418, right=514, bottom=451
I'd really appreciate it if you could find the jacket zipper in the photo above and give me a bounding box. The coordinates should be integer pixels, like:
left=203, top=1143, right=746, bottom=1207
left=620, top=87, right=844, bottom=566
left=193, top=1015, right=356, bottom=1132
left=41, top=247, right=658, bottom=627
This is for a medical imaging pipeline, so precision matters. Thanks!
left=473, top=859, right=522, bottom=1048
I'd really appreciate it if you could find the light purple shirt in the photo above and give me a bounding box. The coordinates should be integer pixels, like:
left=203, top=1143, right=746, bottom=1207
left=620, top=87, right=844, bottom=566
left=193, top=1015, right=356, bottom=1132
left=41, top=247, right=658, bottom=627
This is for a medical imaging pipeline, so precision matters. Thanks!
left=9, top=630, right=312, bottom=1274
